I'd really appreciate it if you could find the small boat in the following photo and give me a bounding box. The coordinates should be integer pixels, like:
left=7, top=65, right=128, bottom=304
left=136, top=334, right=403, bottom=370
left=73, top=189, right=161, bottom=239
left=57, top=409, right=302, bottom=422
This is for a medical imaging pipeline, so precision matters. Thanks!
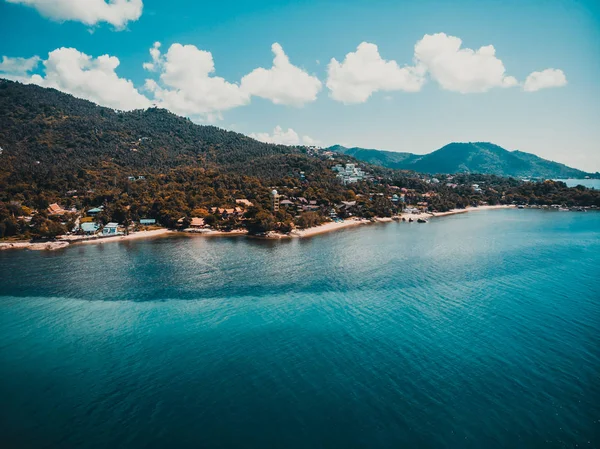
left=517, top=205, right=525, bottom=209
left=408, top=218, right=414, bottom=222
left=417, top=218, right=428, bottom=223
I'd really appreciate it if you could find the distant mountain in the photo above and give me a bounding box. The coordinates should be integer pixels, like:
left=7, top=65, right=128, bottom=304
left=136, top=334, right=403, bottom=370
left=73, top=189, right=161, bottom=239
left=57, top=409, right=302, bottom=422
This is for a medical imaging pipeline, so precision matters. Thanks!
left=328, top=142, right=593, bottom=178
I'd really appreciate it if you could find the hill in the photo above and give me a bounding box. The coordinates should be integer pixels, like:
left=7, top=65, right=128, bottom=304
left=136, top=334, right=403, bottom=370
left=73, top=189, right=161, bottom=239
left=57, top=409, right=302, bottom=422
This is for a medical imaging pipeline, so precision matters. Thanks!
left=329, top=142, right=593, bottom=178
left=1, top=79, right=598, bottom=240
left=0, top=79, right=322, bottom=181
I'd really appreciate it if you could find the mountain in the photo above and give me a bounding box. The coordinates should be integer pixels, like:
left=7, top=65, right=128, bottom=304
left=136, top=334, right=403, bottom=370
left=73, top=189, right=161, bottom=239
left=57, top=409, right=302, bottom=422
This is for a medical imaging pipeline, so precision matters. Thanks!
left=0, top=79, right=333, bottom=182
left=329, top=142, right=593, bottom=178
left=1, top=80, right=599, bottom=240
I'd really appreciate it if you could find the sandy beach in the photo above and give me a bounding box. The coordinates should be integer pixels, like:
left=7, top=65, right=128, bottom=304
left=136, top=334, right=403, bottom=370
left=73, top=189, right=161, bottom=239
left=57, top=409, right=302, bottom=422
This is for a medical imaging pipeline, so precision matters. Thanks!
left=67, top=228, right=174, bottom=246
left=291, top=205, right=516, bottom=238
left=291, top=218, right=371, bottom=238
left=0, top=241, right=70, bottom=251
left=0, top=205, right=517, bottom=250
left=399, top=204, right=516, bottom=221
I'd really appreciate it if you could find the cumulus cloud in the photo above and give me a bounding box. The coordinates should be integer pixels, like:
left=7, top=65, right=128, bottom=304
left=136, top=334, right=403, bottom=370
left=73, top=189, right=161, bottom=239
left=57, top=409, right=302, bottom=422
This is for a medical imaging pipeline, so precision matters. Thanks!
left=6, top=0, right=143, bottom=29
left=1, top=48, right=151, bottom=110
left=326, top=42, right=425, bottom=104
left=326, top=33, right=545, bottom=101
left=414, top=33, right=518, bottom=93
left=523, top=68, right=567, bottom=92
left=241, top=43, right=322, bottom=106
left=142, top=41, right=161, bottom=71
left=143, top=42, right=250, bottom=121
left=250, top=126, right=317, bottom=146
left=0, top=56, right=40, bottom=76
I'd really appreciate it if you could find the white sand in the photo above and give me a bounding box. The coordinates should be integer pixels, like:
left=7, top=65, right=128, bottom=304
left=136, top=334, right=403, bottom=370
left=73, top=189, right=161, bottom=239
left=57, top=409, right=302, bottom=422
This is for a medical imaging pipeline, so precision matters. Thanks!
left=291, top=218, right=370, bottom=238
left=0, top=205, right=518, bottom=249
left=70, top=228, right=174, bottom=246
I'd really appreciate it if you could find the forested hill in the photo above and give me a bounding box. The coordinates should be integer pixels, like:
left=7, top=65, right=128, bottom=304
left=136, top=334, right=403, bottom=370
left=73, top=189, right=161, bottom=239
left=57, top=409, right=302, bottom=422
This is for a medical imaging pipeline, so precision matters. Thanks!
left=0, top=79, right=323, bottom=181
left=329, top=142, right=593, bottom=179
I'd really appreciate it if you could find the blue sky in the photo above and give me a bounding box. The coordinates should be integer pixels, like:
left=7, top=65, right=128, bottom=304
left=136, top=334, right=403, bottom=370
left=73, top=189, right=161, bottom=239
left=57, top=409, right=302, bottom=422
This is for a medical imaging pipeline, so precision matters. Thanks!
left=1, top=0, right=599, bottom=171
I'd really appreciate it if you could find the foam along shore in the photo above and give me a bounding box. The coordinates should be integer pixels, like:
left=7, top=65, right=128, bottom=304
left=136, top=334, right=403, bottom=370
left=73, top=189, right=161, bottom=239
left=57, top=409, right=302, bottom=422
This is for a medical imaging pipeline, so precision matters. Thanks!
left=0, top=241, right=70, bottom=251
left=0, top=229, right=175, bottom=251
left=0, top=205, right=517, bottom=250
left=402, top=204, right=517, bottom=221
left=290, top=205, right=516, bottom=238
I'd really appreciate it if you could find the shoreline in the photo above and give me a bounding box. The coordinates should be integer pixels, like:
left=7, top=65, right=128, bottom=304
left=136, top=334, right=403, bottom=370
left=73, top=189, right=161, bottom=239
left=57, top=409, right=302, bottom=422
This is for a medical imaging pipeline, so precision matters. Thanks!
left=0, top=205, right=536, bottom=251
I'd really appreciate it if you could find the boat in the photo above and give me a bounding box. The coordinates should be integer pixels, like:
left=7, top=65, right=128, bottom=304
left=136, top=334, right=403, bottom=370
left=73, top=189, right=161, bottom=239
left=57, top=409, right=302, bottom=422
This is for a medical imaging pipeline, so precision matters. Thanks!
left=417, top=218, right=428, bottom=223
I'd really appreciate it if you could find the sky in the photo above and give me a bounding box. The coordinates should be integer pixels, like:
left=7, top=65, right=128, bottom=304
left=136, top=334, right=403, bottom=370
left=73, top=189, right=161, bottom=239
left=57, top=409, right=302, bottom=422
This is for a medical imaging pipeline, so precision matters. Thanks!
left=0, top=0, right=599, bottom=171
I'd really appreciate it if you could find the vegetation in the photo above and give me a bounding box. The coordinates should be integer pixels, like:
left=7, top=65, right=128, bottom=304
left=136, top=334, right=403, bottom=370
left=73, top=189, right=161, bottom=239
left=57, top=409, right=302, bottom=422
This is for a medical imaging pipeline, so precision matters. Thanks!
left=329, top=142, right=597, bottom=178
left=0, top=79, right=598, bottom=240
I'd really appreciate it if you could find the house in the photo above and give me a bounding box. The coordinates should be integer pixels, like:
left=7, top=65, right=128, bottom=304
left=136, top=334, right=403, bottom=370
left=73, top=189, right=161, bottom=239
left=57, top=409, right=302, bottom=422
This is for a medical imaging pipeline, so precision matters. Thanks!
left=140, top=219, right=156, bottom=225
left=235, top=199, right=254, bottom=207
left=333, top=163, right=367, bottom=184
left=47, top=203, right=66, bottom=216
left=87, top=207, right=103, bottom=216
left=302, top=205, right=320, bottom=212
left=190, top=217, right=205, bottom=228
left=279, top=200, right=294, bottom=206
left=211, top=207, right=242, bottom=218
left=102, top=223, right=120, bottom=236
left=80, top=222, right=99, bottom=235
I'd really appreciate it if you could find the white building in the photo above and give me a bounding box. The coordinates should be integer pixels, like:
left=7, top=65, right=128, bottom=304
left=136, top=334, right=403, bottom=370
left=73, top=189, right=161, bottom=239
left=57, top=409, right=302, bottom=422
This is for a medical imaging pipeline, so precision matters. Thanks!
left=333, top=163, right=367, bottom=185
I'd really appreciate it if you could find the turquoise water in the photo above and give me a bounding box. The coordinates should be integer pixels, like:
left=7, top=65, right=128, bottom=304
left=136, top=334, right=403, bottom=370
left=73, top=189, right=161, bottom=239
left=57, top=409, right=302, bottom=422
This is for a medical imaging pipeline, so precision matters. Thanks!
left=0, top=209, right=599, bottom=448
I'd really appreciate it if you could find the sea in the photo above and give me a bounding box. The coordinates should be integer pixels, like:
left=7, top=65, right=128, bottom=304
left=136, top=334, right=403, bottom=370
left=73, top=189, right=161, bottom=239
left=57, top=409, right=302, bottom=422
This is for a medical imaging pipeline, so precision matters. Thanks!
left=0, top=209, right=598, bottom=449
left=559, top=178, right=600, bottom=189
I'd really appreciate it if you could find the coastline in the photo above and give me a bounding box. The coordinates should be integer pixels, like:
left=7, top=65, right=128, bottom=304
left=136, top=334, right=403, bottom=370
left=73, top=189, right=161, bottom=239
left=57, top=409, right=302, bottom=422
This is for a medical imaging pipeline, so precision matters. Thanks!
left=0, top=205, right=517, bottom=251
left=288, top=205, right=516, bottom=239
left=67, top=228, right=175, bottom=246
left=290, top=218, right=371, bottom=238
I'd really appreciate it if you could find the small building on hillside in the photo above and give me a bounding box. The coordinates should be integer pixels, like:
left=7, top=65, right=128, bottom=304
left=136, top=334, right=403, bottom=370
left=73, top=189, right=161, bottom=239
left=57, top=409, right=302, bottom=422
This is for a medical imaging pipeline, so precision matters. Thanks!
left=102, top=223, right=120, bottom=236
left=236, top=199, right=254, bottom=207
left=190, top=217, right=205, bottom=228
left=80, top=222, right=99, bottom=235
left=47, top=203, right=66, bottom=216
left=87, top=207, right=104, bottom=216
left=140, top=218, right=156, bottom=225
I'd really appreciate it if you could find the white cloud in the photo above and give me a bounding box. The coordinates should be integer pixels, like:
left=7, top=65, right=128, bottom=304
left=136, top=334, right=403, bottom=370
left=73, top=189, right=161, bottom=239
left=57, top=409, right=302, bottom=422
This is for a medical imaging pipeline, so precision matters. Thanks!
left=0, top=48, right=151, bottom=110
left=0, top=56, right=40, bottom=75
left=143, top=41, right=161, bottom=71
left=6, top=0, right=143, bottom=29
left=250, top=126, right=317, bottom=146
left=523, top=68, right=567, bottom=92
left=301, top=135, right=320, bottom=146
left=326, top=42, right=425, bottom=104
left=143, top=42, right=250, bottom=121
left=240, top=43, right=322, bottom=106
left=414, top=33, right=518, bottom=93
